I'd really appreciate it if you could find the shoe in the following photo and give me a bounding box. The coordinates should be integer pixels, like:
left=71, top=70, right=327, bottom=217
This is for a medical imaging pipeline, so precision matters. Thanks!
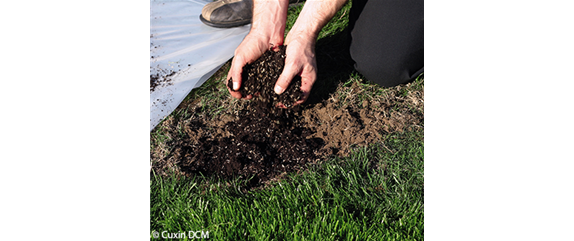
left=200, top=0, right=305, bottom=28
left=200, top=0, right=253, bottom=28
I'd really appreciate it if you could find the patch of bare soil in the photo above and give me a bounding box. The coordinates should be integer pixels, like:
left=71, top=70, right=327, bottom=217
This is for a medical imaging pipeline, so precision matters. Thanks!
left=150, top=48, right=423, bottom=188
left=302, top=83, right=424, bottom=156
left=302, top=101, right=380, bottom=156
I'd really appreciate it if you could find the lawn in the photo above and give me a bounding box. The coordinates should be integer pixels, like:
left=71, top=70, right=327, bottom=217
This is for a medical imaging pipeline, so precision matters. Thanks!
left=151, top=1, right=424, bottom=240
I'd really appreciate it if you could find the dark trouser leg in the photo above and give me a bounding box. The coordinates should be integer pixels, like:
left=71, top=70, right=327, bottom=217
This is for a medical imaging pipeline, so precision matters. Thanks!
left=349, top=0, right=424, bottom=87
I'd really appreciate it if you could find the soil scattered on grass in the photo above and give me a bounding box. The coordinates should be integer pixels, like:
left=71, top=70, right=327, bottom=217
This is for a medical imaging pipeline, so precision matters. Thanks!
left=150, top=48, right=424, bottom=189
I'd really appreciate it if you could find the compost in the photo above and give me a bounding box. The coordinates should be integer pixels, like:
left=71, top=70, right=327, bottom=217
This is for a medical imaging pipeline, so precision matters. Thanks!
left=151, top=45, right=424, bottom=188
left=179, top=46, right=323, bottom=184
left=227, top=45, right=302, bottom=109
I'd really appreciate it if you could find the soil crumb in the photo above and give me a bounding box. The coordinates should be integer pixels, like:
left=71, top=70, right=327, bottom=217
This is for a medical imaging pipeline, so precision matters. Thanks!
left=150, top=68, right=175, bottom=92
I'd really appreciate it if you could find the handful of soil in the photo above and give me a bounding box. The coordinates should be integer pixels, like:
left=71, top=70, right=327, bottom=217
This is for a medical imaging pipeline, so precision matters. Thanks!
left=227, top=45, right=303, bottom=108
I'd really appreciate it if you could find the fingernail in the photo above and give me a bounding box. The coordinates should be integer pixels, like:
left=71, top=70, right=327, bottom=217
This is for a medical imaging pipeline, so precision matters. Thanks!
left=233, top=81, right=239, bottom=90
left=274, top=85, right=284, bottom=94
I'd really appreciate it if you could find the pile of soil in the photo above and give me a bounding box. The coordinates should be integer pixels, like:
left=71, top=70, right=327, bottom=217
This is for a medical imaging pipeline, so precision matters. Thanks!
left=178, top=46, right=322, bottom=184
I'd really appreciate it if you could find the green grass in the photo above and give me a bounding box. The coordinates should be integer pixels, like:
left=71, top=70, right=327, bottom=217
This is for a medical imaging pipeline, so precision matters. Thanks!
left=151, top=1, right=423, bottom=240
left=151, top=131, right=423, bottom=240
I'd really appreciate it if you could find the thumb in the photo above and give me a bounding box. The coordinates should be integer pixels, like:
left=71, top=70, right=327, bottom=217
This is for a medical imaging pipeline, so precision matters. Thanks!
left=229, top=56, right=244, bottom=91
left=275, top=63, right=299, bottom=95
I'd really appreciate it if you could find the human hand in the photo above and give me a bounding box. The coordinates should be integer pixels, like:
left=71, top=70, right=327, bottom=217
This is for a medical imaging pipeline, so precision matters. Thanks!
left=226, top=33, right=277, bottom=100
left=272, top=0, right=348, bottom=107
left=226, top=0, right=288, bottom=100
left=274, top=33, right=317, bottom=107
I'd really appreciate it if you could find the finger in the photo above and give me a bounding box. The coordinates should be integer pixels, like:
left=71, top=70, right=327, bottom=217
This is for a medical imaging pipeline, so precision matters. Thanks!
left=292, top=88, right=309, bottom=106
left=228, top=55, right=245, bottom=91
left=227, top=85, right=243, bottom=99
left=226, top=56, right=245, bottom=99
left=275, top=62, right=300, bottom=95
left=269, top=33, right=284, bottom=52
left=299, top=77, right=315, bottom=103
left=226, top=78, right=242, bottom=99
left=293, top=66, right=317, bottom=106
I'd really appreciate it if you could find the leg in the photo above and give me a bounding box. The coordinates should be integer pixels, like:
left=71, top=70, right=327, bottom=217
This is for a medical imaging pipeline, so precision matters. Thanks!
left=348, top=0, right=424, bottom=87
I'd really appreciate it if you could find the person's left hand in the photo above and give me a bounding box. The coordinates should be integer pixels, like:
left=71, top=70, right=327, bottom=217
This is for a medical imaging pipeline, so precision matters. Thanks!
left=273, top=32, right=317, bottom=107
left=227, top=32, right=277, bottom=100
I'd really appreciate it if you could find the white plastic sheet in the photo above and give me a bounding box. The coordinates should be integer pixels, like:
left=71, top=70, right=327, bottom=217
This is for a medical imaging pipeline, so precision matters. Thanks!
left=150, top=0, right=250, bottom=131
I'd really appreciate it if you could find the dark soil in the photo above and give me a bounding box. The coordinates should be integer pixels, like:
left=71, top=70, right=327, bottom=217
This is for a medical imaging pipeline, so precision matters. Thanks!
left=178, top=113, right=324, bottom=185
left=227, top=45, right=303, bottom=109
left=178, top=46, right=322, bottom=185
left=151, top=41, right=424, bottom=189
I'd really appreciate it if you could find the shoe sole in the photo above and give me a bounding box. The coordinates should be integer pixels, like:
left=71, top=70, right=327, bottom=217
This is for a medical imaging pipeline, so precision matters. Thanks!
left=199, top=14, right=251, bottom=28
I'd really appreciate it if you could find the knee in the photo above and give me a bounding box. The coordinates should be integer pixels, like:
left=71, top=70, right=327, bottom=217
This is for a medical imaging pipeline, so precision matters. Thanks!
left=347, top=0, right=424, bottom=87
left=351, top=48, right=423, bottom=87
left=352, top=56, right=406, bottom=87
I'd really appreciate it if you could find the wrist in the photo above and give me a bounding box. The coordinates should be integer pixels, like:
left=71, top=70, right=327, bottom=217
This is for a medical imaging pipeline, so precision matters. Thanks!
left=285, top=9, right=321, bottom=46
left=286, top=24, right=319, bottom=47
left=286, top=0, right=348, bottom=46
left=251, top=0, right=289, bottom=45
